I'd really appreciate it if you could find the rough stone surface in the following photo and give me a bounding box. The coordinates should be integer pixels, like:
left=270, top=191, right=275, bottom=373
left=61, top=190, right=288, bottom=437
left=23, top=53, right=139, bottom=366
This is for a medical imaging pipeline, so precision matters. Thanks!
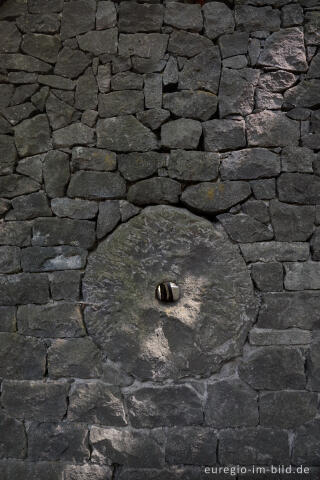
left=241, top=242, right=309, bottom=263
left=128, top=178, right=181, bottom=206
left=179, top=48, right=221, bottom=94
left=14, top=114, right=51, bottom=156
left=218, top=213, right=273, bottom=243
left=163, top=91, right=218, bottom=121
left=251, top=262, right=283, bottom=291
left=168, top=151, right=219, bottom=182
left=203, top=119, right=246, bottom=151
left=68, top=171, right=126, bottom=200
left=203, top=2, right=234, bottom=39
left=0, top=273, right=50, bottom=305
left=161, top=119, right=202, bottom=150
left=270, top=200, right=314, bottom=241
left=83, top=206, right=255, bottom=380
left=221, top=148, right=280, bottom=180
left=33, top=218, right=95, bottom=249
left=247, top=111, right=300, bottom=147
left=0, top=333, right=46, bottom=379
left=293, top=419, right=320, bottom=465
left=21, top=246, right=87, bottom=272
left=219, top=68, right=259, bottom=117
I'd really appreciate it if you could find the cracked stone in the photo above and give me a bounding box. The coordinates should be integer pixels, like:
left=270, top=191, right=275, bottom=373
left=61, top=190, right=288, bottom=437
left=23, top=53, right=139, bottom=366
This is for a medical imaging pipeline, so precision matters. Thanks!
left=97, top=200, right=121, bottom=239
left=21, top=33, right=61, bottom=63
left=0, top=175, right=40, bottom=199
left=0, top=135, right=17, bottom=175
left=284, top=80, right=320, bottom=108
left=16, top=13, right=60, bottom=34
left=0, top=53, right=51, bottom=73
left=53, top=123, right=94, bottom=149
left=0, top=21, right=21, bottom=53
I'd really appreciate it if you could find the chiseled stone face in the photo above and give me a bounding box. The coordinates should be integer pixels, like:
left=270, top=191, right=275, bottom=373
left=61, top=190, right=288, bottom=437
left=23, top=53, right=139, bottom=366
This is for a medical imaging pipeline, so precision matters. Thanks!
left=83, top=206, right=256, bottom=381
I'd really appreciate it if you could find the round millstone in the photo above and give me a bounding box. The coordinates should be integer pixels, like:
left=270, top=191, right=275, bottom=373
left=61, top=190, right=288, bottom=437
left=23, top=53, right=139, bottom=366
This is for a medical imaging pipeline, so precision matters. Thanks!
left=83, top=206, right=256, bottom=381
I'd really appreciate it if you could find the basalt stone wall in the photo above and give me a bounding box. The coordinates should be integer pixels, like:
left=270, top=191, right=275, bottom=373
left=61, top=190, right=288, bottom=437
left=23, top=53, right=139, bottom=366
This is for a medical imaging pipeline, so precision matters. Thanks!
left=0, top=0, right=320, bottom=478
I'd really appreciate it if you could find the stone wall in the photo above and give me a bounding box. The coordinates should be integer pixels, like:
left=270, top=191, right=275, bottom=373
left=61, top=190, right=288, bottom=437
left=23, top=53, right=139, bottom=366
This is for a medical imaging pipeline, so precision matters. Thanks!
left=0, top=0, right=320, bottom=478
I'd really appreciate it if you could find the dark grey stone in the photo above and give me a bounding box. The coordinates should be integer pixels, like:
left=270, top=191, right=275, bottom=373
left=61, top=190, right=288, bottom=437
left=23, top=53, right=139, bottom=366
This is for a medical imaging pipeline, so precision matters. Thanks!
left=16, top=154, right=43, bottom=183
left=0, top=273, right=50, bottom=305
left=239, top=346, right=306, bottom=390
left=163, top=56, right=178, bottom=86
left=284, top=262, right=320, bottom=291
left=249, top=328, right=311, bottom=346
left=205, top=379, right=258, bottom=428
left=241, top=242, right=309, bottom=263
left=28, top=422, right=89, bottom=461
left=137, top=109, right=171, bottom=131
left=164, top=2, right=202, bottom=32
left=96, top=1, right=117, bottom=30
left=179, top=48, right=221, bottom=94
left=21, top=33, right=61, bottom=63
left=251, top=262, right=283, bottom=291
left=75, top=69, right=98, bottom=111
left=221, top=148, right=280, bottom=180
left=68, top=171, right=126, bottom=200
left=305, top=11, right=320, bottom=45
left=48, top=338, right=102, bottom=379
left=278, top=173, right=320, bottom=204
left=78, top=28, right=118, bottom=56
left=99, top=91, right=144, bottom=117
left=242, top=200, right=270, bottom=224
left=311, top=228, right=320, bottom=260
left=43, top=150, right=70, bottom=198
left=68, top=382, right=127, bottom=425
left=53, top=123, right=94, bottom=149
left=251, top=178, right=276, bottom=200
left=46, top=93, right=77, bottom=130
left=33, top=218, right=95, bottom=249
left=308, top=52, right=320, bottom=79
left=38, top=74, right=75, bottom=90
left=111, top=72, right=143, bottom=91
left=168, top=30, right=213, bottom=58
left=260, top=391, right=318, bottom=428
left=1, top=380, right=69, bottom=421
left=90, top=427, right=164, bottom=468
left=21, top=246, right=87, bottom=272
left=11, top=84, right=38, bottom=106
left=119, top=2, right=163, bottom=32
left=0, top=0, right=27, bottom=18
left=16, top=13, right=60, bottom=35
left=0, top=306, right=16, bottom=332
left=168, top=150, right=219, bottom=182
left=293, top=419, right=320, bottom=465
left=118, top=152, right=161, bottom=181
left=118, top=33, right=168, bottom=60
left=203, top=2, right=234, bottom=39
left=144, top=73, right=162, bottom=109
left=0, top=53, right=51, bottom=72
left=257, top=292, right=320, bottom=329
left=50, top=270, right=81, bottom=301
left=0, top=21, right=21, bottom=53
left=97, top=116, right=158, bottom=152
left=14, top=114, right=51, bottom=156
left=182, top=181, right=251, bottom=214
left=284, top=79, right=320, bottom=108
left=0, top=135, right=17, bottom=175
left=126, top=385, right=202, bottom=427
left=0, top=222, right=31, bottom=246
left=235, top=5, right=280, bottom=32
left=60, top=0, right=96, bottom=39
left=218, top=32, right=249, bottom=58
left=2, top=102, right=37, bottom=127
left=28, top=0, right=63, bottom=13
left=0, top=246, right=20, bottom=274
left=83, top=206, right=255, bottom=381
left=161, top=119, right=202, bottom=150
left=308, top=334, right=320, bottom=391
left=282, top=4, right=304, bottom=27
left=0, top=332, right=46, bottom=378
left=219, top=428, right=289, bottom=465
left=128, top=178, right=181, bottom=206
left=270, top=200, right=315, bottom=241
left=163, top=91, right=218, bottom=121
left=71, top=147, right=116, bottom=172
left=51, top=198, right=98, bottom=219
left=203, top=119, right=246, bottom=152
left=97, top=200, right=121, bottom=239
left=259, top=27, right=307, bottom=72
left=247, top=111, right=299, bottom=147
left=120, top=200, right=140, bottom=222
left=0, top=413, right=26, bottom=459
left=54, top=48, right=90, bottom=79
left=259, top=70, right=297, bottom=92
left=6, top=192, right=52, bottom=220
left=165, top=427, right=217, bottom=465
left=131, top=56, right=166, bottom=74
left=281, top=146, right=314, bottom=173
left=218, top=213, right=273, bottom=243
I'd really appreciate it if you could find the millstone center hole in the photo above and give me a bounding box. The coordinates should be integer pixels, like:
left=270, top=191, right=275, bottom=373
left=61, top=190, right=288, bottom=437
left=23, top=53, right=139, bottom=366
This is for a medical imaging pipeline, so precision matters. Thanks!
left=155, top=282, right=180, bottom=303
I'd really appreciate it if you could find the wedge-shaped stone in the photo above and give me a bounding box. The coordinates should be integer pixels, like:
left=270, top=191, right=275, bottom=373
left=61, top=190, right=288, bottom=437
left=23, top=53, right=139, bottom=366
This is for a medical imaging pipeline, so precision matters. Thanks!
left=53, top=123, right=94, bottom=149
left=0, top=53, right=51, bottom=72
left=60, top=0, right=96, bottom=40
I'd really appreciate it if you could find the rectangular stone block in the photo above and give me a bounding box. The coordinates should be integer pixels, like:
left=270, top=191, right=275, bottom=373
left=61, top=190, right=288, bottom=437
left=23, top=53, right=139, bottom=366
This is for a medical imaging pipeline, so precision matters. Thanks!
left=165, top=427, right=217, bottom=466
left=0, top=273, right=50, bottom=305
left=0, top=306, right=16, bottom=332
left=0, top=222, right=31, bottom=246
left=285, top=262, right=320, bottom=290
left=71, top=146, right=117, bottom=171
left=49, top=270, right=81, bottom=301
left=240, top=242, right=309, bottom=262
left=249, top=328, right=312, bottom=346
left=32, top=218, right=96, bottom=249
left=21, top=246, right=87, bottom=272
left=0, top=246, right=21, bottom=273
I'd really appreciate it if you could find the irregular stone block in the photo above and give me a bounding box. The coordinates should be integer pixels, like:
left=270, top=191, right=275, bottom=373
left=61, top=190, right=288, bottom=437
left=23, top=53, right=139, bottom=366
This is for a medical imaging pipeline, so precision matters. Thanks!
left=311, top=228, right=320, bottom=260
left=6, top=192, right=51, bottom=220
left=259, top=27, right=307, bottom=72
left=75, top=69, right=98, bottom=111
left=111, top=71, right=143, bottom=91
left=305, top=10, right=320, bottom=45
left=205, top=378, right=258, bottom=428
left=250, top=178, right=276, bottom=200
left=260, top=391, right=317, bottom=428
left=255, top=88, right=283, bottom=110
left=163, top=56, right=178, bottom=86
left=284, top=79, right=320, bottom=108
left=282, top=3, right=304, bottom=27
left=0, top=175, right=40, bottom=200
left=308, top=52, right=320, bottom=79
left=0, top=273, right=50, bottom=305
left=259, top=70, right=297, bottom=93
left=51, top=198, right=98, bottom=219
left=285, top=262, right=320, bottom=290
left=128, top=178, right=181, bottom=206
left=48, top=338, right=102, bottom=379
left=28, top=0, right=63, bottom=13
left=293, top=419, right=320, bottom=465
left=21, top=33, right=61, bottom=63
left=14, top=114, right=51, bottom=156
left=39, top=74, right=75, bottom=90
left=120, top=201, right=140, bottom=222
left=235, top=5, right=280, bottom=31
left=221, top=148, right=280, bottom=180
left=0, top=222, right=31, bottom=246
left=168, top=150, right=219, bottom=182
left=118, top=33, right=168, bottom=60
left=240, top=242, right=309, bottom=263
left=251, top=262, right=283, bottom=291
left=32, top=218, right=95, bottom=249
left=203, top=119, right=246, bottom=151
left=119, top=2, right=163, bottom=33
left=239, top=346, right=306, bottom=390
left=164, top=2, right=202, bottom=32
left=0, top=135, right=17, bottom=175
left=97, top=116, right=158, bottom=152
left=2, top=380, right=68, bottom=421
left=168, top=30, right=213, bottom=58
left=218, top=213, right=273, bottom=243
left=78, top=29, right=118, bottom=56
left=68, top=171, right=126, bottom=200
left=99, top=90, right=144, bottom=117
left=144, top=74, right=162, bottom=109
left=118, top=152, right=160, bottom=181
left=68, top=382, right=127, bottom=425
left=281, top=146, right=314, bottom=173
left=0, top=413, right=26, bottom=459
left=161, top=119, right=202, bottom=150
left=0, top=306, right=16, bottom=332
left=0, top=246, right=20, bottom=274
left=219, top=68, right=259, bottom=117
left=218, top=32, right=249, bottom=58
left=0, top=53, right=51, bottom=73
left=60, top=0, right=96, bottom=40
left=118, top=467, right=205, bottom=480
left=270, top=200, right=315, bottom=241
left=16, top=154, right=43, bottom=183
left=96, top=1, right=117, bottom=30
left=71, top=147, right=116, bottom=172
left=46, top=92, right=77, bottom=130
left=242, top=199, right=270, bottom=224
left=0, top=21, right=21, bottom=53
left=54, top=48, right=90, bottom=79
left=49, top=270, right=81, bottom=301
left=43, top=150, right=70, bottom=198
left=17, top=303, right=85, bottom=338
left=203, top=2, right=234, bottom=39
left=16, top=13, right=60, bottom=35
left=21, top=246, right=87, bottom=272
left=258, top=291, right=320, bottom=329
left=219, top=428, right=289, bottom=465
left=308, top=333, right=320, bottom=391
left=165, top=427, right=217, bottom=465
left=90, top=427, right=164, bottom=467
left=125, top=385, right=202, bottom=427
left=53, top=123, right=94, bottom=149
left=0, top=332, right=46, bottom=378
left=247, top=111, right=299, bottom=147
left=97, top=200, right=120, bottom=239
left=0, top=461, right=111, bottom=480
left=179, top=48, right=221, bottom=94
left=249, top=328, right=312, bottom=346
left=182, top=181, right=250, bottom=214
left=163, top=91, right=217, bottom=121
left=28, top=422, right=89, bottom=461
